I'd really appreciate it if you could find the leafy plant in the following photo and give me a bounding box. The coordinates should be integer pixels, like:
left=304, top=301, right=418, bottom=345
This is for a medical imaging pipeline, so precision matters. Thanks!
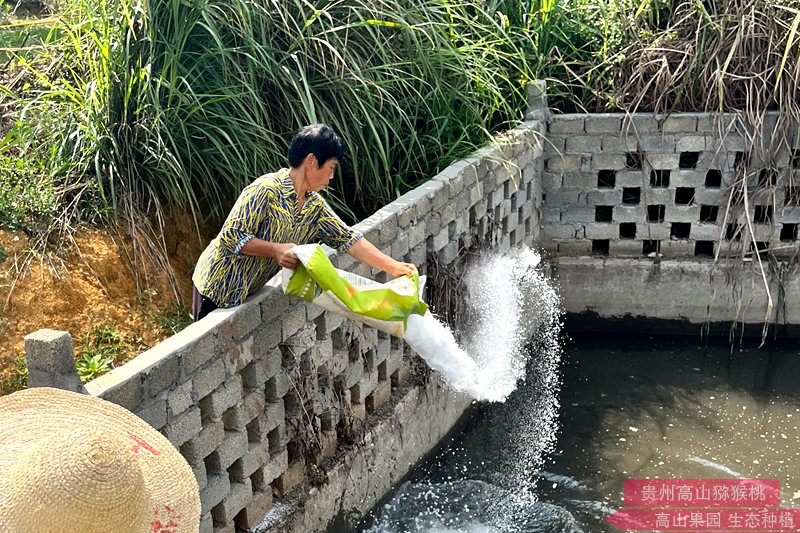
left=145, top=300, right=192, bottom=336
left=76, top=322, right=127, bottom=381
left=0, top=355, right=28, bottom=395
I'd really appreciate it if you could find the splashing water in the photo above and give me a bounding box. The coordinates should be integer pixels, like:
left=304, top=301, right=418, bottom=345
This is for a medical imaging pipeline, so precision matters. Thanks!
left=407, top=246, right=561, bottom=403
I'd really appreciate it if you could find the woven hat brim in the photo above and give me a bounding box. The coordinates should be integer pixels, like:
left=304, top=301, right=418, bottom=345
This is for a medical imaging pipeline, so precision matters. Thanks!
left=0, top=387, right=200, bottom=533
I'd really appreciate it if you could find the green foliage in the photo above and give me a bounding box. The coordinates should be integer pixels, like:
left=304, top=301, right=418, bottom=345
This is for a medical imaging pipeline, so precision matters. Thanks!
left=0, top=355, right=28, bottom=394
left=0, top=155, right=58, bottom=230
left=76, top=322, right=126, bottom=381
left=144, top=300, right=192, bottom=336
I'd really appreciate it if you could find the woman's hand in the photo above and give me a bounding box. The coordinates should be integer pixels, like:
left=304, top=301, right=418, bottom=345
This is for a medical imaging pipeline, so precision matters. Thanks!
left=386, top=260, right=417, bottom=278
left=272, top=242, right=299, bottom=268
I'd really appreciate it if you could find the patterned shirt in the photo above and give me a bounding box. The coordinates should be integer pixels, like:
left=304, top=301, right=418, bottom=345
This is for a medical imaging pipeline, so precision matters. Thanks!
left=192, top=168, right=362, bottom=307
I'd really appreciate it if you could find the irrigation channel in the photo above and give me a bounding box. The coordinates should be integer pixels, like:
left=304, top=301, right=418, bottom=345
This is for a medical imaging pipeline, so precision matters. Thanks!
left=357, top=260, right=800, bottom=532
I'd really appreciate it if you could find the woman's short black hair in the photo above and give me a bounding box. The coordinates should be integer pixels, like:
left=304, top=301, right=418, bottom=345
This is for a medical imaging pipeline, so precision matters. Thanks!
left=287, top=124, right=345, bottom=168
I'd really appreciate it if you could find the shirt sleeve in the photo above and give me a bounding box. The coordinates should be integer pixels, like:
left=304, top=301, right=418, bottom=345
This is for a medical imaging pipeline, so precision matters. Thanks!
left=316, top=198, right=362, bottom=253
left=217, top=182, right=271, bottom=255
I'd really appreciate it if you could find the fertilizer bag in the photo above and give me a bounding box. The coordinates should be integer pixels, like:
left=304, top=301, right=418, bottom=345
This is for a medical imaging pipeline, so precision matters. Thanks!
left=281, top=245, right=479, bottom=392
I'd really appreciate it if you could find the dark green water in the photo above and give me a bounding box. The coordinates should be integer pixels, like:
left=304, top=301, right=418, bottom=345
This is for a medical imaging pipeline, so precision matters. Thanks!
left=359, top=333, right=800, bottom=532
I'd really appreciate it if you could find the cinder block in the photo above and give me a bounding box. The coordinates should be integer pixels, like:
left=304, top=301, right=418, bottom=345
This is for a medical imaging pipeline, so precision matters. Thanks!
left=182, top=336, right=222, bottom=376
left=164, top=407, right=202, bottom=448
left=548, top=116, right=585, bottom=134
left=637, top=223, right=671, bottom=240
left=199, top=377, right=243, bottom=421
left=614, top=206, right=646, bottom=223
left=193, top=360, right=226, bottom=401
left=181, top=420, right=225, bottom=465
left=587, top=189, right=621, bottom=205
left=591, top=154, right=626, bottom=170
left=638, top=134, right=677, bottom=152
left=258, top=448, right=289, bottom=487
left=585, top=115, right=622, bottom=133
left=642, top=189, right=674, bottom=203
left=230, top=442, right=269, bottom=481
left=546, top=154, right=581, bottom=172
left=212, top=479, right=252, bottom=526
left=602, top=135, right=639, bottom=152
left=199, top=514, right=213, bottom=533
left=235, top=489, right=273, bottom=531
left=168, top=379, right=194, bottom=418
left=541, top=208, right=561, bottom=223
left=136, top=400, right=167, bottom=430
left=207, top=430, right=249, bottom=473
left=428, top=227, right=449, bottom=252
left=616, top=170, right=646, bottom=187
left=556, top=240, right=592, bottom=256
left=193, top=461, right=208, bottom=491
left=273, top=460, right=306, bottom=497
left=351, top=369, right=379, bottom=404
left=560, top=208, right=597, bottom=223
left=366, top=380, right=392, bottom=412
left=541, top=172, right=562, bottom=191
left=661, top=239, right=695, bottom=257
left=623, top=114, right=659, bottom=134
left=677, top=135, right=713, bottom=152
left=662, top=115, right=697, bottom=133
left=609, top=240, right=644, bottom=257
left=264, top=400, right=285, bottom=433
left=691, top=223, right=723, bottom=240
left=144, top=355, right=180, bottom=398
left=281, top=304, right=307, bottom=341
left=266, top=370, right=290, bottom=401
left=200, top=474, right=231, bottom=515
left=670, top=170, right=706, bottom=187
left=233, top=303, right=261, bottom=339
left=694, top=189, right=726, bottom=204
left=666, top=206, right=701, bottom=223
left=646, top=153, right=680, bottom=170
left=585, top=224, right=620, bottom=240
left=541, top=225, right=584, bottom=240
left=543, top=190, right=584, bottom=206
left=566, top=136, right=602, bottom=152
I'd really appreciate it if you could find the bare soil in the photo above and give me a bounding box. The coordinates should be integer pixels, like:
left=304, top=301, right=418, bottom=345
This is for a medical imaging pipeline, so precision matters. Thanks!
left=0, top=222, right=206, bottom=395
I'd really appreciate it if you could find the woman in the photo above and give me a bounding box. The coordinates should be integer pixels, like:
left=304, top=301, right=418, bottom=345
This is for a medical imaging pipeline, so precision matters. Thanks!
left=192, top=124, right=416, bottom=321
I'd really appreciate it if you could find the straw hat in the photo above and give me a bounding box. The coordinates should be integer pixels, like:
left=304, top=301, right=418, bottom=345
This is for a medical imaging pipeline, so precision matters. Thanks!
left=0, top=387, right=201, bottom=533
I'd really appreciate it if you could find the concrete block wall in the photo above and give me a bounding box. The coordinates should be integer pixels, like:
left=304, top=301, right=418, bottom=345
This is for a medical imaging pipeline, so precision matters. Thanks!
left=78, top=120, right=544, bottom=532
left=543, top=112, right=800, bottom=259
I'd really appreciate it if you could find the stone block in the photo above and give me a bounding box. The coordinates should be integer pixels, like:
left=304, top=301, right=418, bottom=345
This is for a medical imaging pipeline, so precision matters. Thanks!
left=585, top=224, right=620, bottom=240
left=281, top=304, right=307, bottom=341
left=212, top=479, right=252, bottom=526
left=646, top=153, right=680, bottom=170
left=546, top=154, right=581, bottom=172
left=207, top=430, right=249, bottom=473
left=235, top=489, right=273, bottom=531
left=566, top=136, right=602, bottom=152
left=560, top=208, right=597, bottom=224
left=585, top=115, right=622, bottom=133
left=200, top=474, right=231, bottom=515
left=556, top=240, right=592, bottom=256
left=591, top=154, right=626, bottom=170
left=266, top=370, right=290, bottom=401
left=168, top=379, right=194, bottom=418
left=182, top=336, right=222, bottom=376
left=428, top=227, right=449, bottom=252
left=136, top=400, right=167, bottom=430
left=264, top=400, right=285, bottom=433
left=541, top=225, right=584, bottom=240
left=259, top=448, right=289, bottom=486
left=164, top=407, right=202, bottom=448
left=662, top=115, right=697, bottom=133
left=230, top=442, right=269, bottom=481
left=24, top=329, right=85, bottom=393
left=602, top=135, right=639, bottom=152
left=193, top=360, right=226, bottom=401
left=548, top=116, right=585, bottom=134
left=181, top=420, right=225, bottom=465
left=199, top=376, right=243, bottom=421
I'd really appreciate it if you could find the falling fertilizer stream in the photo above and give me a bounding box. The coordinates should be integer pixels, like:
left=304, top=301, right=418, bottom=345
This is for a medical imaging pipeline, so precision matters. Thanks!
left=360, top=247, right=570, bottom=532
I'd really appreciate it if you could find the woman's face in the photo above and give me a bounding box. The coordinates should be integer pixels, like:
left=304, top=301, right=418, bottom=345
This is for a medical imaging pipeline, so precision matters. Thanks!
left=306, top=156, right=338, bottom=192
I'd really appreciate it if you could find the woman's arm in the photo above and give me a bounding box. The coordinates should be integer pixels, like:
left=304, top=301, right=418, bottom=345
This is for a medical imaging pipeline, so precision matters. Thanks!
left=240, top=238, right=299, bottom=268
left=347, top=237, right=416, bottom=278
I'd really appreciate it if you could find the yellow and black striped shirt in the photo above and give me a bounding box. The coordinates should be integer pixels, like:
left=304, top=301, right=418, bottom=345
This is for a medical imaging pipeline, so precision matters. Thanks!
left=192, top=169, right=362, bottom=307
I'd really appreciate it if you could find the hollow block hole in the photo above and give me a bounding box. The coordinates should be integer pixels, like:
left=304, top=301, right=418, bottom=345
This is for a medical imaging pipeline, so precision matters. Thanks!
left=754, top=205, right=773, bottom=224
left=650, top=169, right=670, bottom=187
left=619, top=223, right=636, bottom=239
left=679, top=151, right=700, bottom=169
left=726, top=223, right=742, bottom=241
left=700, top=205, right=719, bottom=223
left=671, top=222, right=691, bottom=239
left=647, top=204, right=666, bottom=223
left=642, top=240, right=661, bottom=255
left=595, top=205, right=613, bottom=222
left=622, top=187, right=641, bottom=205
left=597, top=170, right=616, bottom=188
left=675, top=187, right=695, bottom=205
left=626, top=152, right=642, bottom=170
left=705, top=169, right=722, bottom=188
left=695, top=241, right=714, bottom=257
left=759, top=169, right=777, bottom=187
left=781, top=223, right=798, bottom=241
left=786, top=185, right=800, bottom=206
left=592, top=240, right=609, bottom=256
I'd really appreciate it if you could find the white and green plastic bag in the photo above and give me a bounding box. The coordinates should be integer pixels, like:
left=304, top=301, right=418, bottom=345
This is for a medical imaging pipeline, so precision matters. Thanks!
left=282, top=244, right=480, bottom=392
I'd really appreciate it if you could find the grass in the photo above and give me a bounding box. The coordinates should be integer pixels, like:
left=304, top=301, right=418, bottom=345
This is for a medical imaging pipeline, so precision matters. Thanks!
left=76, top=322, right=127, bottom=382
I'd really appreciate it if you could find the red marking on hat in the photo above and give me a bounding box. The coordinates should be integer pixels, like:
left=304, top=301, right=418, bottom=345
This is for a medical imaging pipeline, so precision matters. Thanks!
left=129, top=433, right=160, bottom=455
